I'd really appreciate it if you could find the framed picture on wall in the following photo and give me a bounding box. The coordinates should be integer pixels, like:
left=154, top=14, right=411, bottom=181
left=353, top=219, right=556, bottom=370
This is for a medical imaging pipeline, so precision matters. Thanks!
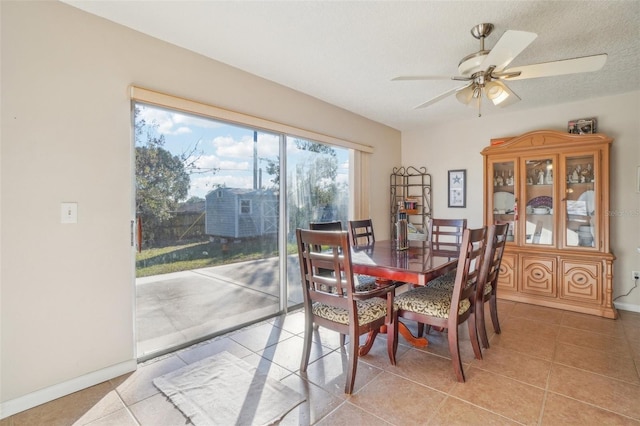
left=448, top=169, right=466, bottom=208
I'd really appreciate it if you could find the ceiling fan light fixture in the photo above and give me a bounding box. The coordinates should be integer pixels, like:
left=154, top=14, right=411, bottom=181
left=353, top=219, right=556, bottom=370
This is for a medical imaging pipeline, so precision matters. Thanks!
left=455, top=85, right=474, bottom=105
left=493, top=81, right=521, bottom=107
left=486, top=81, right=509, bottom=105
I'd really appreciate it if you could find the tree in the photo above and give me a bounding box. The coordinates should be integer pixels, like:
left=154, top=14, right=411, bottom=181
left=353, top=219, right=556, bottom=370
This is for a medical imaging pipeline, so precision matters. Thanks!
left=135, top=106, right=190, bottom=246
left=262, top=138, right=337, bottom=187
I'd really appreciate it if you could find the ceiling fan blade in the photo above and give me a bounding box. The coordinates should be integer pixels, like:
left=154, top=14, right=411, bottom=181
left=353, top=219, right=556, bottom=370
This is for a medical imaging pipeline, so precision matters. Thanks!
left=502, top=54, right=607, bottom=80
left=415, top=83, right=472, bottom=109
left=392, top=75, right=458, bottom=81
left=481, top=30, right=538, bottom=71
left=486, top=81, right=521, bottom=107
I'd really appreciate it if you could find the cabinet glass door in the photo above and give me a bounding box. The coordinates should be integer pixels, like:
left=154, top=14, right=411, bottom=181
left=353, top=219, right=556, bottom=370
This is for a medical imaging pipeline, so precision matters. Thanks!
left=523, top=157, right=555, bottom=246
left=489, top=159, right=516, bottom=243
left=564, top=153, right=597, bottom=248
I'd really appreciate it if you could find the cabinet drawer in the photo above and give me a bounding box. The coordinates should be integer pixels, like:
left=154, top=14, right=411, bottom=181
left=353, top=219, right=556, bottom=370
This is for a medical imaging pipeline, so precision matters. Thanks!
left=560, top=259, right=602, bottom=304
left=520, top=256, right=556, bottom=297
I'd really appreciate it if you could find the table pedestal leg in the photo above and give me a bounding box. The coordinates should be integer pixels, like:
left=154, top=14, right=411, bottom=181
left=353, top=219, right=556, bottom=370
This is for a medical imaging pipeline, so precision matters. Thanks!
left=359, top=321, right=428, bottom=355
left=398, top=321, right=428, bottom=348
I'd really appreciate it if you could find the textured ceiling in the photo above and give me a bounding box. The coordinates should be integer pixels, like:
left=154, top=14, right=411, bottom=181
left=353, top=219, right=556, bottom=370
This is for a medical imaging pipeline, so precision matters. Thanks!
left=63, top=1, right=640, bottom=131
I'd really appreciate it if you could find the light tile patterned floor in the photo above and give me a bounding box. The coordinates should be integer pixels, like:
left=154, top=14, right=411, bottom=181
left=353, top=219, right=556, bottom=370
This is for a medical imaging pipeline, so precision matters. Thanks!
left=4, top=300, right=640, bottom=425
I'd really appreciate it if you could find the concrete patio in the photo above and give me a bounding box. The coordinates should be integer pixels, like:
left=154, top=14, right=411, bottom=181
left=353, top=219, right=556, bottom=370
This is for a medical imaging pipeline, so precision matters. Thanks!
left=136, top=256, right=303, bottom=359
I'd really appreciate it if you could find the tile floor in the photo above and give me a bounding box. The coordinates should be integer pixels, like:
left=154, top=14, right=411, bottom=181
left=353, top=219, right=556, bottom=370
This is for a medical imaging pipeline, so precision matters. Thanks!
left=3, top=300, right=640, bottom=425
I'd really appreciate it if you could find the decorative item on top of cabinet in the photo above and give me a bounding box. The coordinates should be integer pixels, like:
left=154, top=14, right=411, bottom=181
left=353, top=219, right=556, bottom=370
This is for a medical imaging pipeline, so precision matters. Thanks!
left=482, top=130, right=616, bottom=319
left=568, top=117, right=597, bottom=134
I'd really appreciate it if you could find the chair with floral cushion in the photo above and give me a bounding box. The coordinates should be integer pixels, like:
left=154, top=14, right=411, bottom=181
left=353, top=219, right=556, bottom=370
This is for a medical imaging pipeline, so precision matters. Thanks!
left=394, top=227, right=486, bottom=382
left=426, top=223, right=509, bottom=349
left=310, top=221, right=377, bottom=292
left=296, top=228, right=397, bottom=394
left=407, top=218, right=467, bottom=338
left=476, top=222, right=509, bottom=348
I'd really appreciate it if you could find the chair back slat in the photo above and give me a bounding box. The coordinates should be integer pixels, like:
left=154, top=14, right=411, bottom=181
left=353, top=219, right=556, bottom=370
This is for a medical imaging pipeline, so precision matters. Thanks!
left=309, top=221, right=343, bottom=231
left=309, top=222, right=344, bottom=275
left=297, top=228, right=356, bottom=304
left=477, top=223, right=509, bottom=301
left=450, top=227, right=487, bottom=320
left=429, top=218, right=467, bottom=258
left=349, top=219, right=375, bottom=248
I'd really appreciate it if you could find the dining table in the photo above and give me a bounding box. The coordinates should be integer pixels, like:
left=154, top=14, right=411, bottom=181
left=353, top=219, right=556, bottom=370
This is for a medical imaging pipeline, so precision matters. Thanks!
left=350, top=239, right=458, bottom=352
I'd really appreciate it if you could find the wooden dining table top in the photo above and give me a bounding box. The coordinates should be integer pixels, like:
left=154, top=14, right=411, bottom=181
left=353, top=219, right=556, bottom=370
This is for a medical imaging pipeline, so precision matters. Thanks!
left=350, top=240, right=458, bottom=286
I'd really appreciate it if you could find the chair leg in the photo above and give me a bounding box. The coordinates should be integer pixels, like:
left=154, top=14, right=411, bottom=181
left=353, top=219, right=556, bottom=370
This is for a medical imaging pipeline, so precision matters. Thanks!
left=468, top=313, right=483, bottom=361
left=489, top=295, right=501, bottom=335
left=300, top=319, right=314, bottom=373
left=345, top=329, right=359, bottom=394
left=476, top=300, right=490, bottom=349
left=339, top=333, right=346, bottom=347
left=417, top=322, right=424, bottom=337
left=447, top=322, right=465, bottom=382
left=387, top=314, right=398, bottom=366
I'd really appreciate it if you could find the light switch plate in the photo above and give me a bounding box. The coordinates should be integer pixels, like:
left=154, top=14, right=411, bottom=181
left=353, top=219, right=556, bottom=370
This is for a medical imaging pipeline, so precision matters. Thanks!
left=61, top=202, right=78, bottom=224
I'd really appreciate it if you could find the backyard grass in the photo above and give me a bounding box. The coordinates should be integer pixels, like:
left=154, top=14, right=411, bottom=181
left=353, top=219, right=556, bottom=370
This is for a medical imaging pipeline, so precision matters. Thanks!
left=136, top=238, right=295, bottom=277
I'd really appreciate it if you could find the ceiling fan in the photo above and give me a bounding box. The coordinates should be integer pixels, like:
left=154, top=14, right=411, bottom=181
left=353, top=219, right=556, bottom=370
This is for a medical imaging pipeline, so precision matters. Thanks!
left=393, top=23, right=607, bottom=116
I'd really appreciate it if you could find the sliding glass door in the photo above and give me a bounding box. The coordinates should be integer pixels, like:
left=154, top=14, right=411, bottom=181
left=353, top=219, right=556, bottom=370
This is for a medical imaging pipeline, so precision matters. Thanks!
left=284, top=136, right=350, bottom=306
left=133, top=101, right=352, bottom=358
left=134, top=102, right=282, bottom=358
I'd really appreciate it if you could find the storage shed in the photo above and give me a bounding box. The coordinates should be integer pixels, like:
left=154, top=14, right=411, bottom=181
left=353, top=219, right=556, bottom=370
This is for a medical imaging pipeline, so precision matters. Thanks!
left=205, top=187, right=278, bottom=239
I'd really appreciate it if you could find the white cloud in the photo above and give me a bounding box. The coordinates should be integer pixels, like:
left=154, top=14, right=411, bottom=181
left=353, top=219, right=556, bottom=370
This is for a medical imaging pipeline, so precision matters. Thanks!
left=192, top=154, right=219, bottom=170
left=173, top=112, right=224, bottom=129
left=210, top=134, right=279, bottom=159
left=219, top=160, right=250, bottom=171
left=189, top=154, right=250, bottom=172
left=136, top=104, right=224, bottom=136
left=174, top=126, right=192, bottom=135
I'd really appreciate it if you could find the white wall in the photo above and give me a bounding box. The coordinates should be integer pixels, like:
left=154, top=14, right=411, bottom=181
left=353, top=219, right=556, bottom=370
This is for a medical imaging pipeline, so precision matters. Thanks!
left=402, top=90, right=640, bottom=310
left=0, top=1, right=400, bottom=413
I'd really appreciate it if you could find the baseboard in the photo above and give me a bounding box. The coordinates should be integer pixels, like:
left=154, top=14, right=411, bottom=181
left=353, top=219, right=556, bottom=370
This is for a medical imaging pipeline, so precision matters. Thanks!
left=0, top=359, right=137, bottom=419
left=613, top=301, right=640, bottom=314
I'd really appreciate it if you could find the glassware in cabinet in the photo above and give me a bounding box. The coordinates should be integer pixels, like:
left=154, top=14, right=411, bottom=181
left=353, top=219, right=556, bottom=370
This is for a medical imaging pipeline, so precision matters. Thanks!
left=563, top=153, right=597, bottom=248
left=489, top=159, right=516, bottom=242
left=523, top=157, right=555, bottom=246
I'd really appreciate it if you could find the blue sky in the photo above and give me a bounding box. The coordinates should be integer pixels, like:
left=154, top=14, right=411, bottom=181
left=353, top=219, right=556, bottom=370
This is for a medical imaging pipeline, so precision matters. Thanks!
left=136, top=103, right=350, bottom=200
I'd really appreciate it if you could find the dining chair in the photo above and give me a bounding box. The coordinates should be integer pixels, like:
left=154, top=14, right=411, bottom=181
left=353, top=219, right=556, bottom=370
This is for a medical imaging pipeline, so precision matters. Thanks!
left=476, top=222, right=509, bottom=349
left=426, top=223, right=509, bottom=350
left=429, top=218, right=467, bottom=258
left=409, top=217, right=467, bottom=336
left=296, top=228, right=397, bottom=394
left=349, top=219, right=376, bottom=248
left=394, top=227, right=486, bottom=382
left=310, top=221, right=377, bottom=292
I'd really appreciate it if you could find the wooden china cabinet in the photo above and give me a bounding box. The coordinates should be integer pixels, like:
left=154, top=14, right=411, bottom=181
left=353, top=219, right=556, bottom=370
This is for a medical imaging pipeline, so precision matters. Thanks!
left=481, top=130, right=616, bottom=319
